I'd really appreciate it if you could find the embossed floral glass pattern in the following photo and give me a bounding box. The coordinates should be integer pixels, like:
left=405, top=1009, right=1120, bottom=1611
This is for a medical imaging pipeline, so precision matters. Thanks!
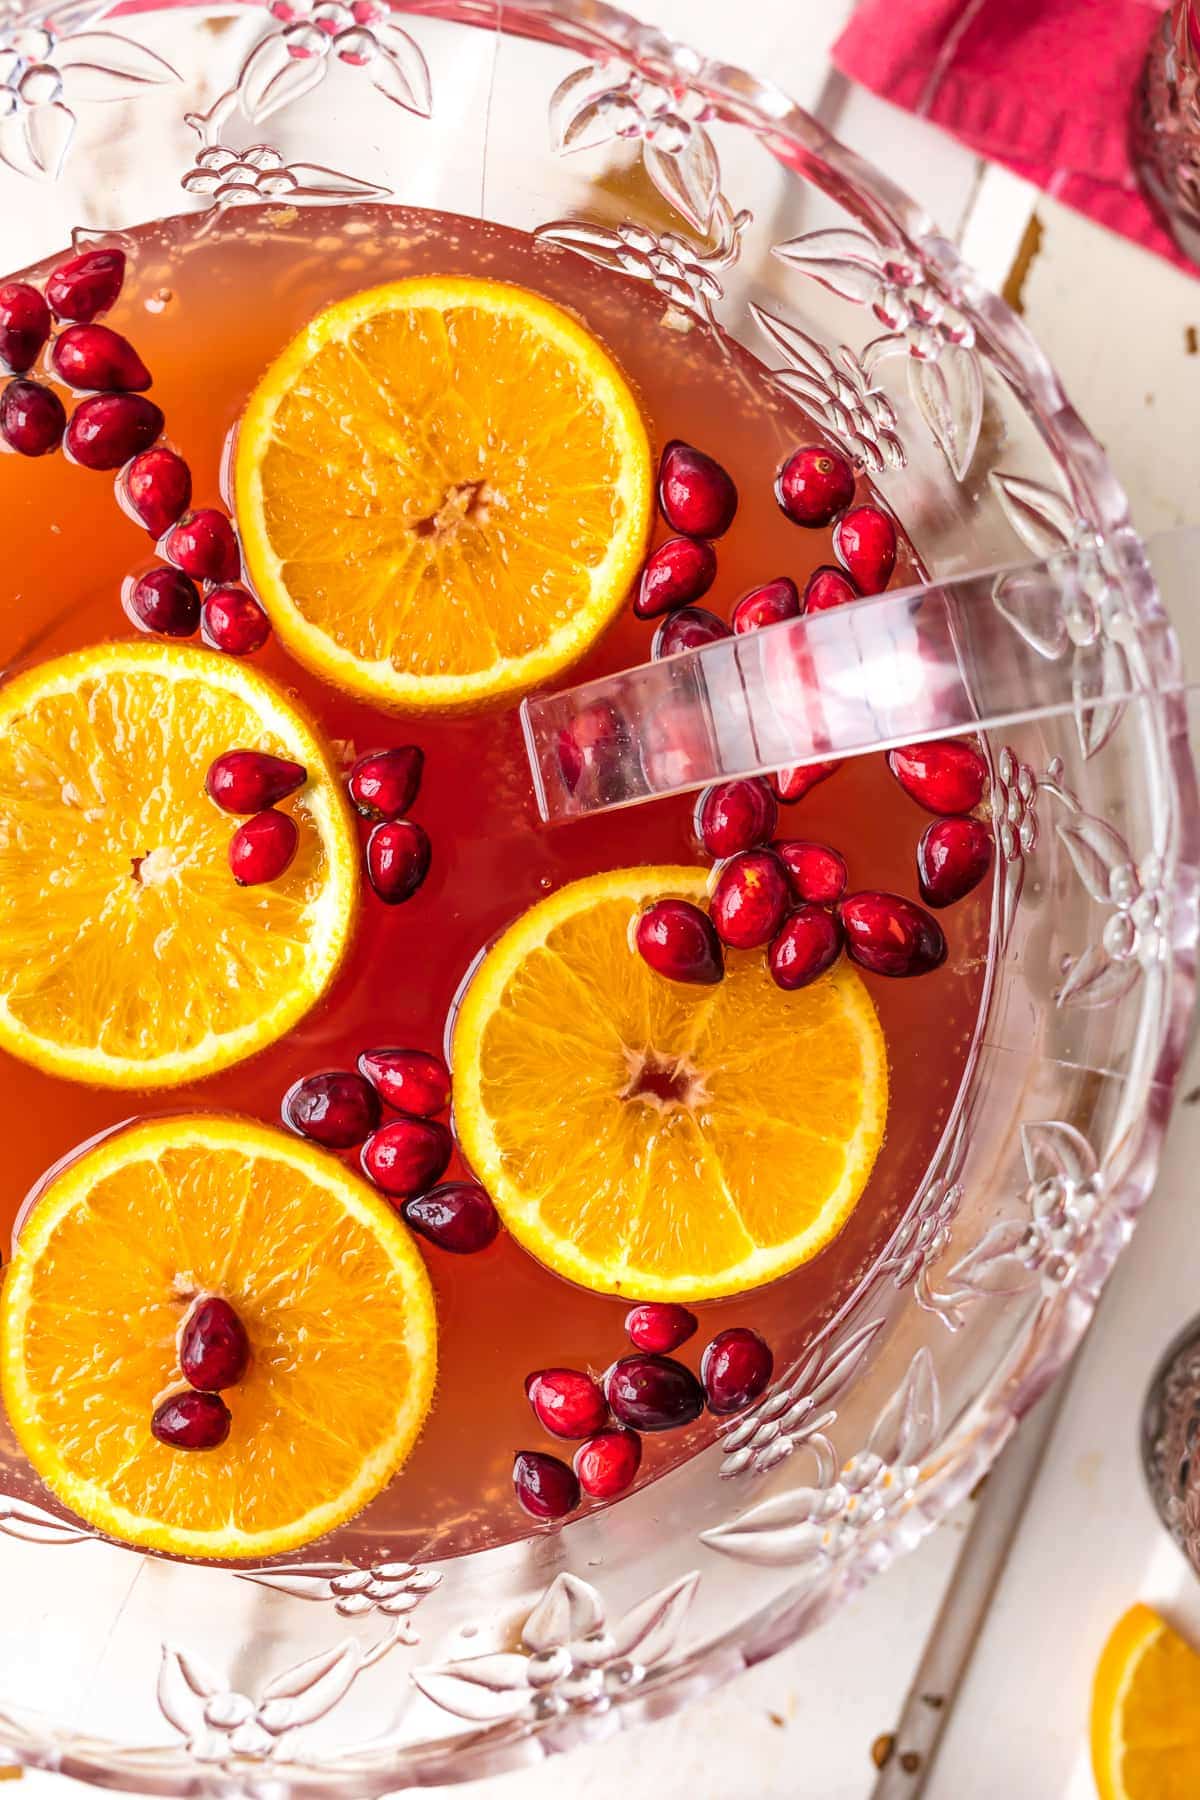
left=0, top=0, right=1194, bottom=1791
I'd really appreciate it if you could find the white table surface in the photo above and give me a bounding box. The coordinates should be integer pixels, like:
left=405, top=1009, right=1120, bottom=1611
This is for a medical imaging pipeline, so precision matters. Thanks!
left=13, top=2, right=1200, bottom=1798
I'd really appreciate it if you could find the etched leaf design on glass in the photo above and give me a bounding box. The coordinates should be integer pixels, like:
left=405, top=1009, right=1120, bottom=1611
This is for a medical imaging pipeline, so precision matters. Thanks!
left=908, top=343, right=983, bottom=482
left=414, top=1569, right=699, bottom=1725
left=411, top=1655, right=535, bottom=1724
left=236, top=31, right=329, bottom=125
left=1057, top=943, right=1141, bottom=1009
left=548, top=62, right=635, bottom=153
left=720, top=1316, right=883, bottom=1479
left=991, top=561, right=1073, bottom=660
left=54, top=29, right=180, bottom=102
left=942, top=1119, right=1101, bottom=1305
left=1072, top=633, right=1130, bottom=763
left=865, top=1347, right=939, bottom=1467
left=1057, top=809, right=1132, bottom=905
left=373, top=22, right=431, bottom=117
left=157, top=1646, right=223, bottom=1739
left=523, top=1571, right=604, bottom=1651
left=607, top=1571, right=698, bottom=1666
left=990, top=471, right=1074, bottom=558
left=255, top=1640, right=364, bottom=1734
left=4, top=100, right=73, bottom=180
left=750, top=302, right=903, bottom=473
left=643, top=128, right=718, bottom=235
left=705, top=1350, right=942, bottom=1567
left=773, top=227, right=888, bottom=306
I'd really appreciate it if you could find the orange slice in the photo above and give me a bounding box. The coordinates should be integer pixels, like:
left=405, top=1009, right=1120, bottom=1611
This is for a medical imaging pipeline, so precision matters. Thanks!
left=452, top=867, right=887, bottom=1301
left=0, top=641, right=357, bottom=1088
left=234, top=275, right=653, bottom=711
left=0, top=1114, right=436, bottom=1558
left=1091, top=1603, right=1200, bottom=1800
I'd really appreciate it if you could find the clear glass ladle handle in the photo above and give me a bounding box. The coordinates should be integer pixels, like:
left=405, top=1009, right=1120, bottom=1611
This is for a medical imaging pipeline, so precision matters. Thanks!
left=521, top=528, right=1196, bottom=823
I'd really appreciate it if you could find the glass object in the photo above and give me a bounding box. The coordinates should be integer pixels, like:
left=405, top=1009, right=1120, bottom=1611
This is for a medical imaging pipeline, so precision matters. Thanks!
left=1133, top=0, right=1200, bottom=264
left=0, top=0, right=1193, bottom=1791
left=525, top=533, right=1196, bottom=821
left=1143, top=1317, right=1200, bottom=1573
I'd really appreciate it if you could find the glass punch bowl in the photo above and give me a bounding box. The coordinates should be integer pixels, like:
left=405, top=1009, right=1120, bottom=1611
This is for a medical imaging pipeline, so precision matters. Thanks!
left=0, top=0, right=1196, bottom=1788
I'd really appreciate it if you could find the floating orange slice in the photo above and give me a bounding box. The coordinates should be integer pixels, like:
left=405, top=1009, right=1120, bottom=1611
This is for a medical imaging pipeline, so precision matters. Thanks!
left=0, top=641, right=356, bottom=1088
left=1, top=1115, right=436, bottom=1558
left=452, top=867, right=888, bottom=1301
left=234, top=275, right=654, bottom=711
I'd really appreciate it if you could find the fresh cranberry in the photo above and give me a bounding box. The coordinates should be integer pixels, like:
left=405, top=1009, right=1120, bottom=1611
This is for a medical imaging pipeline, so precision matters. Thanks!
left=365, top=818, right=430, bottom=904
left=803, top=565, right=859, bottom=613
left=635, top=898, right=723, bottom=985
left=0, top=283, right=51, bottom=374
left=605, top=1353, right=704, bottom=1432
left=732, top=576, right=801, bottom=635
left=840, top=890, right=947, bottom=977
left=658, top=440, right=737, bottom=537
left=206, top=750, right=306, bottom=814
left=525, top=1368, right=608, bottom=1439
left=652, top=605, right=731, bottom=659
left=361, top=1115, right=451, bottom=1198
left=696, top=778, right=777, bottom=859
left=887, top=739, right=988, bottom=816
left=701, top=1327, right=774, bottom=1414
left=711, top=849, right=791, bottom=950
left=51, top=323, right=150, bottom=393
left=202, top=586, right=271, bottom=655
left=125, top=567, right=200, bottom=638
left=403, top=1181, right=499, bottom=1253
left=283, top=1070, right=380, bottom=1148
left=917, top=817, right=993, bottom=908
left=770, top=760, right=841, bottom=804
left=0, top=379, right=65, bottom=456
left=66, top=393, right=163, bottom=469
left=46, top=248, right=126, bottom=322
left=635, top=535, right=717, bottom=618
left=556, top=700, right=627, bottom=802
left=776, top=445, right=856, bottom=527
left=768, top=905, right=843, bottom=990
left=124, top=446, right=192, bottom=536
left=151, top=1389, right=231, bottom=1451
left=833, top=504, right=897, bottom=594
left=229, top=810, right=298, bottom=885
left=165, top=509, right=240, bottom=584
left=512, top=1449, right=579, bottom=1520
left=774, top=839, right=848, bottom=903
left=625, top=1302, right=697, bottom=1353
left=179, top=1295, right=250, bottom=1391
left=357, top=1047, right=450, bottom=1116
left=574, top=1429, right=641, bottom=1499
left=348, top=746, right=423, bottom=820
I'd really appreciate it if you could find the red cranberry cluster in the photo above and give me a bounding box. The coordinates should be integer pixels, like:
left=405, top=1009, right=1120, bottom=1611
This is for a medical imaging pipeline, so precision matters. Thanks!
left=347, top=744, right=432, bottom=906
left=0, top=247, right=269, bottom=657
left=635, top=732, right=991, bottom=992
left=635, top=438, right=897, bottom=661
left=513, top=1304, right=773, bottom=1521
left=206, top=749, right=307, bottom=886
left=282, top=1046, right=499, bottom=1254
left=151, top=1294, right=250, bottom=1452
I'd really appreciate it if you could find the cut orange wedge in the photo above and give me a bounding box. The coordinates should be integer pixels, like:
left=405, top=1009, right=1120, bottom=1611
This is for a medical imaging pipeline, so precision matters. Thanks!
left=0, top=641, right=356, bottom=1088
left=234, top=275, right=654, bottom=711
left=1091, top=1603, right=1200, bottom=1800
left=452, top=867, right=888, bottom=1301
left=0, top=1115, right=436, bottom=1558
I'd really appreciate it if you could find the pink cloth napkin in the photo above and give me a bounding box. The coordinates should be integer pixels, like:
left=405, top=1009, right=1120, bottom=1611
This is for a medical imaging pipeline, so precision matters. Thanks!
left=832, top=0, right=1195, bottom=275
